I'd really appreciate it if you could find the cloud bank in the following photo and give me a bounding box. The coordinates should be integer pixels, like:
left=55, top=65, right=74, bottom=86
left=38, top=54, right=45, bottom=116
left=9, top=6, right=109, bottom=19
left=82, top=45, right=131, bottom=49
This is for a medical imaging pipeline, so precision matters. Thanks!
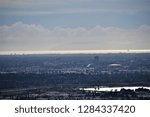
left=0, top=22, right=150, bottom=51
left=1, top=0, right=150, bottom=15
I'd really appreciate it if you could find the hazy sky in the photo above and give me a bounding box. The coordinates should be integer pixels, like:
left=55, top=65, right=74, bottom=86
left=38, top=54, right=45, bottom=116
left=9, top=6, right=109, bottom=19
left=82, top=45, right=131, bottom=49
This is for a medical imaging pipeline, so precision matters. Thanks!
left=0, top=0, right=150, bottom=51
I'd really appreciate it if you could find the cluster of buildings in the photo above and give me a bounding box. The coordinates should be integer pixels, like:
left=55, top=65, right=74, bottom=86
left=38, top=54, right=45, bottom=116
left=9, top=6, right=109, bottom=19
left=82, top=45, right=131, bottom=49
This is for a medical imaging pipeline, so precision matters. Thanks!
left=0, top=55, right=150, bottom=75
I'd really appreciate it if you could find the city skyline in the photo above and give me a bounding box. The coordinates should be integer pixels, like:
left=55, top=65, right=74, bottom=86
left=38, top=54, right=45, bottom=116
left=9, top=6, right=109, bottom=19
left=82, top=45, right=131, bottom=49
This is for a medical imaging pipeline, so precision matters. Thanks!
left=0, top=49, right=150, bottom=55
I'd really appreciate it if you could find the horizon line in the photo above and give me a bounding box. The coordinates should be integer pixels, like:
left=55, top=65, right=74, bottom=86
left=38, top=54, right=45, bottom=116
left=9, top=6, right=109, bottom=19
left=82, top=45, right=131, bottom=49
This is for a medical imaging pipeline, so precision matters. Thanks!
left=0, top=49, right=150, bottom=55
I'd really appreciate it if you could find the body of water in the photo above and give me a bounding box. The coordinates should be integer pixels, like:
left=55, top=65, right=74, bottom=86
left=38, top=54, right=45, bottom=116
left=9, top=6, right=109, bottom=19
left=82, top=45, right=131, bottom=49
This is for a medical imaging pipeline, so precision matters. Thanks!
left=80, top=86, right=150, bottom=92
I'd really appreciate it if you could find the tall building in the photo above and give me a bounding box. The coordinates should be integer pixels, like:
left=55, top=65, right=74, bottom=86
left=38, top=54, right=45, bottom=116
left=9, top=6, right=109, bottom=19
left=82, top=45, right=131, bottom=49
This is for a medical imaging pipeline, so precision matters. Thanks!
left=94, top=56, right=99, bottom=64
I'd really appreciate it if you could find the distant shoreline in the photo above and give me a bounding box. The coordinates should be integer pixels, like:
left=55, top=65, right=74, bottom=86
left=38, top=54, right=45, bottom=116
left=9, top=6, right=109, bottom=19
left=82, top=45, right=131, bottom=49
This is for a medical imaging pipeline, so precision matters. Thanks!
left=0, top=50, right=150, bottom=55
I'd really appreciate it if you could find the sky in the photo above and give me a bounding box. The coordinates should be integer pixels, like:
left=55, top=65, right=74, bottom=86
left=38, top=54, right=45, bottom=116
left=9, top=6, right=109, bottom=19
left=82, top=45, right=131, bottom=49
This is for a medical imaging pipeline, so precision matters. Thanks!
left=0, top=0, right=150, bottom=52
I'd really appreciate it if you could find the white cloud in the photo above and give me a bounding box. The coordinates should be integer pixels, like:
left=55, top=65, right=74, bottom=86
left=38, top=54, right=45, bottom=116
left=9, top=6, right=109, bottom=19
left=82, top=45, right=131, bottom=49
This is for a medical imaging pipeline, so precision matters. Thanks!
left=0, top=22, right=150, bottom=51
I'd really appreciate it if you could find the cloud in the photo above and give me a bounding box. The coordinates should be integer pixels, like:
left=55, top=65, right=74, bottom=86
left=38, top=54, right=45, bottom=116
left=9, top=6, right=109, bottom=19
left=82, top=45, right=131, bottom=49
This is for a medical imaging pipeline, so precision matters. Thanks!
left=1, top=8, right=145, bottom=16
left=0, top=0, right=150, bottom=15
left=0, top=22, right=150, bottom=51
left=0, top=0, right=93, bottom=8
